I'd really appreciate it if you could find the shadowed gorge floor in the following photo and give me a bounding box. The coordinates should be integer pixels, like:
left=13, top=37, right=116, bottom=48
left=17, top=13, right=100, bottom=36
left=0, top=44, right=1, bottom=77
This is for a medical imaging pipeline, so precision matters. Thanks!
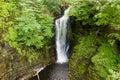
left=29, top=63, right=68, bottom=80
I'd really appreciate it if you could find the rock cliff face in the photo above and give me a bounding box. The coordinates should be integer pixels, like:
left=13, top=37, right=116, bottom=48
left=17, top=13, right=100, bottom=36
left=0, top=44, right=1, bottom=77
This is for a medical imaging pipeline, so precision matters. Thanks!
left=0, top=42, right=56, bottom=80
left=0, top=43, right=32, bottom=79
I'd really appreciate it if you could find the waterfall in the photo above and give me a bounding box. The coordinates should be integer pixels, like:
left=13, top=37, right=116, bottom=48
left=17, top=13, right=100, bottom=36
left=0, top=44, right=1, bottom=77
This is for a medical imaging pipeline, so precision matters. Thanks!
left=55, top=7, right=71, bottom=63
left=29, top=7, right=71, bottom=80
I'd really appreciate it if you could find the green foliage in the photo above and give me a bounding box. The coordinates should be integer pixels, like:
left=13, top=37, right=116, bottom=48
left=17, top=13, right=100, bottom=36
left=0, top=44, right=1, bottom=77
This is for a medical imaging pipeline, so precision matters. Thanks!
left=13, top=0, right=54, bottom=48
left=107, top=69, right=120, bottom=80
left=94, top=0, right=120, bottom=26
left=69, top=0, right=120, bottom=42
left=3, top=0, right=54, bottom=55
left=69, top=59, right=88, bottom=80
left=69, top=0, right=97, bottom=25
left=69, top=34, right=99, bottom=80
left=0, top=0, right=18, bottom=29
left=69, top=0, right=120, bottom=26
left=69, top=1, right=120, bottom=79
left=42, top=0, right=61, bottom=14
left=92, top=43, right=120, bottom=78
left=75, top=33, right=97, bottom=59
left=0, top=0, right=56, bottom=63
left=0, top=0, right=19, bottom=48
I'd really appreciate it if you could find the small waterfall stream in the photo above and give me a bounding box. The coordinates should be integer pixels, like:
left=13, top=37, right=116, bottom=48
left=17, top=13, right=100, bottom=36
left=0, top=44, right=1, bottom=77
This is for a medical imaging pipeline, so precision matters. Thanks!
left=55, top=7, right=71, bottom=63
left=29, top=7, right=71, bottom=80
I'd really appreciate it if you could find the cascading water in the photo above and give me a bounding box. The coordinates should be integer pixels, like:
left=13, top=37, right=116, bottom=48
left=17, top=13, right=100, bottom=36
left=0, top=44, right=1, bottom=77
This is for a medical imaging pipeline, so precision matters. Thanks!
left=29, top=7, right=71, bottom=80
left=55, top=7, right=71, bottom=63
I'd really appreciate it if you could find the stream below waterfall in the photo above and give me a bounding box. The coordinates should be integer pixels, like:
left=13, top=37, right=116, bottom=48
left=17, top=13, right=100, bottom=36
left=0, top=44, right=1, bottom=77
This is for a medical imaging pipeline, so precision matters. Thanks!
left=29, top=7, right=71, bottom=80
left=29, top=63, right=68, bottom=80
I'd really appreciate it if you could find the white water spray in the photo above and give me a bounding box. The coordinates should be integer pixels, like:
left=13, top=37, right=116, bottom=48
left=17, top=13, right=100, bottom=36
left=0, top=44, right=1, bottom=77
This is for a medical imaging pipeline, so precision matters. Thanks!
left=55, top=7, right=71, bottom=63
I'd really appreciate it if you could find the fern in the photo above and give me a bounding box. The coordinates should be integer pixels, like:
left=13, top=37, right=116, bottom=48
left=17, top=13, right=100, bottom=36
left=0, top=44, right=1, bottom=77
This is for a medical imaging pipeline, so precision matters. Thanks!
left=92, top=43, right=120, bottom=78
